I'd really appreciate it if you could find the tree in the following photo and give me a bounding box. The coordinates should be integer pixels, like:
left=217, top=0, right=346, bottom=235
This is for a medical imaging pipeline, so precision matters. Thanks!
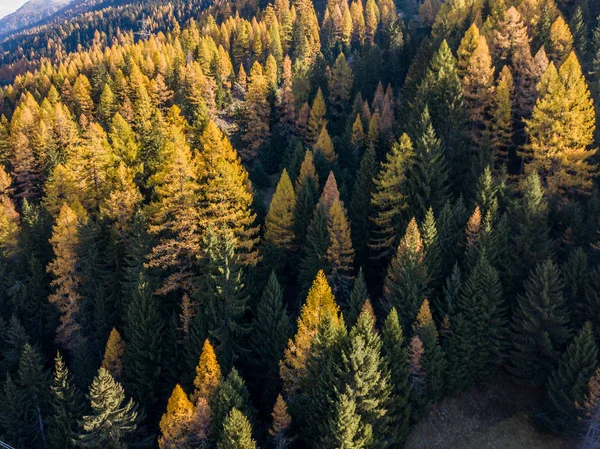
left=270, top=394, right=293, bottom=449
left=123, top=274, right=163, bottom=410
left=101, top=327, right=125, bottom=380
left=490, top=66, right=514, bottom=167
left=329, top=53, right=353, bottom=123
left=325, top=196, right=355, bottom=298
left=341, top=301, right=392, bottom=446
left=159, top=384, right=194, bottom=449
left=523, top=53, right=596, bottom=196
left=549, top=16, right=574, bottom=64
left=197, top=121, right=259, bottom=266
left=382, top=308, right=411, bottom=445
left=250, top=272, right=291, bottom=405
left=413, top=300, right=445, bottom=403
left=0, top=166, right=19, bottom=258
left=369, top=134, right=414, bottom=263
left=242, top=62, right=271, bottom=160
left=294, top=150, right=319, bottom=247
left=77, top=367, right=140, bottom=448
left=193, top=339, right=222, bottom=403
left=509, top=259, right=572, bottom=386
left=265, top=170, right=296, bottom=252
left=407, top=107, right=449, bottom=219
left=47, top=352, right=83, bottom=449
left=217, top=408, right=257, bottom=449
left=383, top=218, right=429, bottom=330
left=322, top=387, right=373, bottom=449
left=538, top=322, right=598, bottom=434
left=47, top=202, right=86, bottom=351
left=307, top=88, right=327, bottom=147
left=280, top=270, right=341, bottom=395
left=346, top=269, right=369, bottom=327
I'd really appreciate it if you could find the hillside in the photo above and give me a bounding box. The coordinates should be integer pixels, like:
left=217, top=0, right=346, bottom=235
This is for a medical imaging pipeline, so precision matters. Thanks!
left=0, top=0, right=599, bottom=448
left=0, top=0, right=73, bottom=38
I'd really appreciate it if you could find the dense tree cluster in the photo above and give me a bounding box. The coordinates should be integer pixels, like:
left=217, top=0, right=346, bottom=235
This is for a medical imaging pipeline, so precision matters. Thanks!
left=1, top=0, right=600, bottom=446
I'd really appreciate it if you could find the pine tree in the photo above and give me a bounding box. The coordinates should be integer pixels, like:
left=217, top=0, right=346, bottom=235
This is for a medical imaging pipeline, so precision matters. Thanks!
left=383, top=218, right=429, bottom=330
left=342, top=301, right=393, bottom=446
left=217, top=408, right=257, bottom=449
left=325, top=197, right=355, bottom=298
left=193, top=339, right=222, bottom=403
left=413, top=300, right=445, bottom=403
left=123, top=273, right=163, bottom=410
left=280, top=270, right=341, bottom=395
left=490, top=66, right=514, bottom=167
left=369, top=134, right=414, bottom=263
left=407, top=107, right=449, bottom=219
left=159, top=384, right=194, bottom=449
left=47, top=352, right=83, bottom=449
left=294, top=150, right=319, bottom=247
left=509, top=259, right=572, bottom=386
left=322, top=386, right=373, bottom=449
left=101, top=327, right=125, bottom=380
left=421, top=207, right=442, bottom=289
left=523, top=53, right=596, bottom=196
left=346, top=268, right=369, bottom=327
left=265, top=169, right=296, bottom=252
left=349, top=145, right=377, bottom=267
left=538, top=322, right=598, bottom=434
left=250, top=272, right=291, bottom=405
left=211, top=368, right=255, bottom=442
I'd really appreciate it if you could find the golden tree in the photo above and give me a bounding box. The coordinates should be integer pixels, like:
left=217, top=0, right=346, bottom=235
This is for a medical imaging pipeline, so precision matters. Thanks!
left=193, top=339, right=222, bottom=403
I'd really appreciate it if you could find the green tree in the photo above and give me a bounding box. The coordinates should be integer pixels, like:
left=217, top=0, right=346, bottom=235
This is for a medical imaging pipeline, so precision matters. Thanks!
left=322, top=387, right=373, bottom=449
left=538, top=322, right=598, bottom=434
left=77, top=367, right=140, bottom=448
left=509, top=259, right=572, bottom=386
left=346, top=268, right=369, bottom=327
left=265, top=169, right=296, bottom=253
left=211, top=368, right=255, bottom=442
left=217, top=408, right=257, bottom=449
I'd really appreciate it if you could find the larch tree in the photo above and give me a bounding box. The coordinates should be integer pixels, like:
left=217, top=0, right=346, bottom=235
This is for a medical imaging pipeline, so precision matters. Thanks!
left=549, top=16, right=574, bottom=64
left=325, top=196, right=355, bottom=299
left=307, top=88, right=327, bottom=147
left=269, top=394, right=293, bottom=449
left=47, top=202, right=86, bottom=351
left=101, top=327, right=125, bottom=380
left=264, top=169, right=297, bottom=253
left=159, top=384, right=195, bottom=449
left=242, top=61, right=271, bottom=160
left=280, top=270, right=341, bottom=395
left=523, top=53, right=597, bottom=196
left=0, top=166, right=20, bottom=258
left=193, top=339, right=222, bottom=404
left=490, top=66, right=514, bottom=167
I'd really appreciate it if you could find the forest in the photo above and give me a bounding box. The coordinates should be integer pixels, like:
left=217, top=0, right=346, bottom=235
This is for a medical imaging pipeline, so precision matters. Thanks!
left=0, top=0, right=600, bottom=446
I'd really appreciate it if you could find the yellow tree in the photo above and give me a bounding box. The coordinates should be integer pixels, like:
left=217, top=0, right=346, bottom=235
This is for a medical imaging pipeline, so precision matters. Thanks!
left=490, top=66, right=514, bottom=167
left=47, top=202, right=87, bottom=350
left=264, top=169, right=296, bottom=252
left=549, top=16, right=573, bottom=64
left=197, top=121, right=260, bottom=266
left=280, top=270, right=341, bottom=395
left=193, top=339, right=222, bottom=403
left=0, top=166, right=19, bottom=258
left=101, top=327, right=125, bottom=380
left=159, top=384, right=195, bottom=449
left=242, top=62, right=271, bottom=161
left=523, top=52, right=596, bottom=196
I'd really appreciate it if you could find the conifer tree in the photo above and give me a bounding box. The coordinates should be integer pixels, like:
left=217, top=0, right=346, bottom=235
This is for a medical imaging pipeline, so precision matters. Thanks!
left=217, top=408, right=257, bottom=449
left=211, top=368, right=255, bottom=442
left=250, top=272, right=291, bottom=405
left=490, top=66, right=514, bottom=167
left=323, top=387, right=373, bottom=449
left=280, top=270, right=341, bottom=395
left=420, top=207, right=441, bottom=288
left=270, top=394, right=293, bottom=449
left=523, top=53, right=596, bottom=196
left=538, top=322, right=598, bottom=434
left=243, top=62, right=271, bottom=160
left=509, top=259, right=572, bottom=386
left=123, top=273, right=163, bottom=410
left=413, top=300, right=445, bottom=403
left=77, top=367, right=140, bottom=448
left=265, top=169, right=296, bottom=253
left=307, top=88, right=327, bottom=146
left=329, top=53, right=353, bottom=123
left=549, top=16, right=574, bottom=64
left=47, top=352, right=83, bottom=449
left=381, top=308, right=411, bottom=445
left=383, top=218, right=429, bottom=330
left=369, top=134, right=414, bottom=263
left=159, top=384, right=194, bottom=449
left=407, top=107, right=449, bottom=219
left=101, top=327, right=125, bottom=380
left=193, top=339, right=222, bottom=403
left=294, top=150, right=319, bottom=247
left=325, top=197, right=355, bottom=298
left=346, top=268, right=369, bottom=327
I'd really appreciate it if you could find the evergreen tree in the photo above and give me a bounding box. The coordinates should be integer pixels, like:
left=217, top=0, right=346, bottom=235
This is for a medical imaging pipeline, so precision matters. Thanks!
left=322, top=387, right=373, bottom=449
left=211, top=368, right=255, bottom=442
left=77, top=367, right=140, bottom=448
left=538, top=322, right=598, bottom=434
left=369, top=134, right=414, bottom=263
left=123, top=273, right=163, bottom=411
left=265, top=169, right=296, bottom=253
left=383, top=218, right=429, bottom=330
left=250, top=272, right=291, bottom=405
left=217, top=408, right=257, bottom=449
left=47, top=352, right=83, bottom=449
left=325, top=196, right=355, bottom=299
left=490, top=66, right=514, bottom=168
left=294, top=150, right=319, bottom=247
left=346, top=268, right=369, bottom=327
left=381, top=308, right=411, bottom=446
left=509, top=259, right=572, bottom=386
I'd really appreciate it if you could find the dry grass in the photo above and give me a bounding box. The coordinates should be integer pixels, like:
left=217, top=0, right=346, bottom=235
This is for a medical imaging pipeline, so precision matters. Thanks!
left=405, top=377, right=578, bottom=449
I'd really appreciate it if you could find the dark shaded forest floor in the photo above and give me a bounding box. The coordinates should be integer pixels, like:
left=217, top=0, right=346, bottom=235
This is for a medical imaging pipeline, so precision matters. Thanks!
left=406, top=376, right=578, bottom=449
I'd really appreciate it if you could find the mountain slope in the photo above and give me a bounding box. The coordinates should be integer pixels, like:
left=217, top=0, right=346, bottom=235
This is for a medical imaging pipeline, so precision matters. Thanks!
left=0, top=0, right=73, bottom=38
